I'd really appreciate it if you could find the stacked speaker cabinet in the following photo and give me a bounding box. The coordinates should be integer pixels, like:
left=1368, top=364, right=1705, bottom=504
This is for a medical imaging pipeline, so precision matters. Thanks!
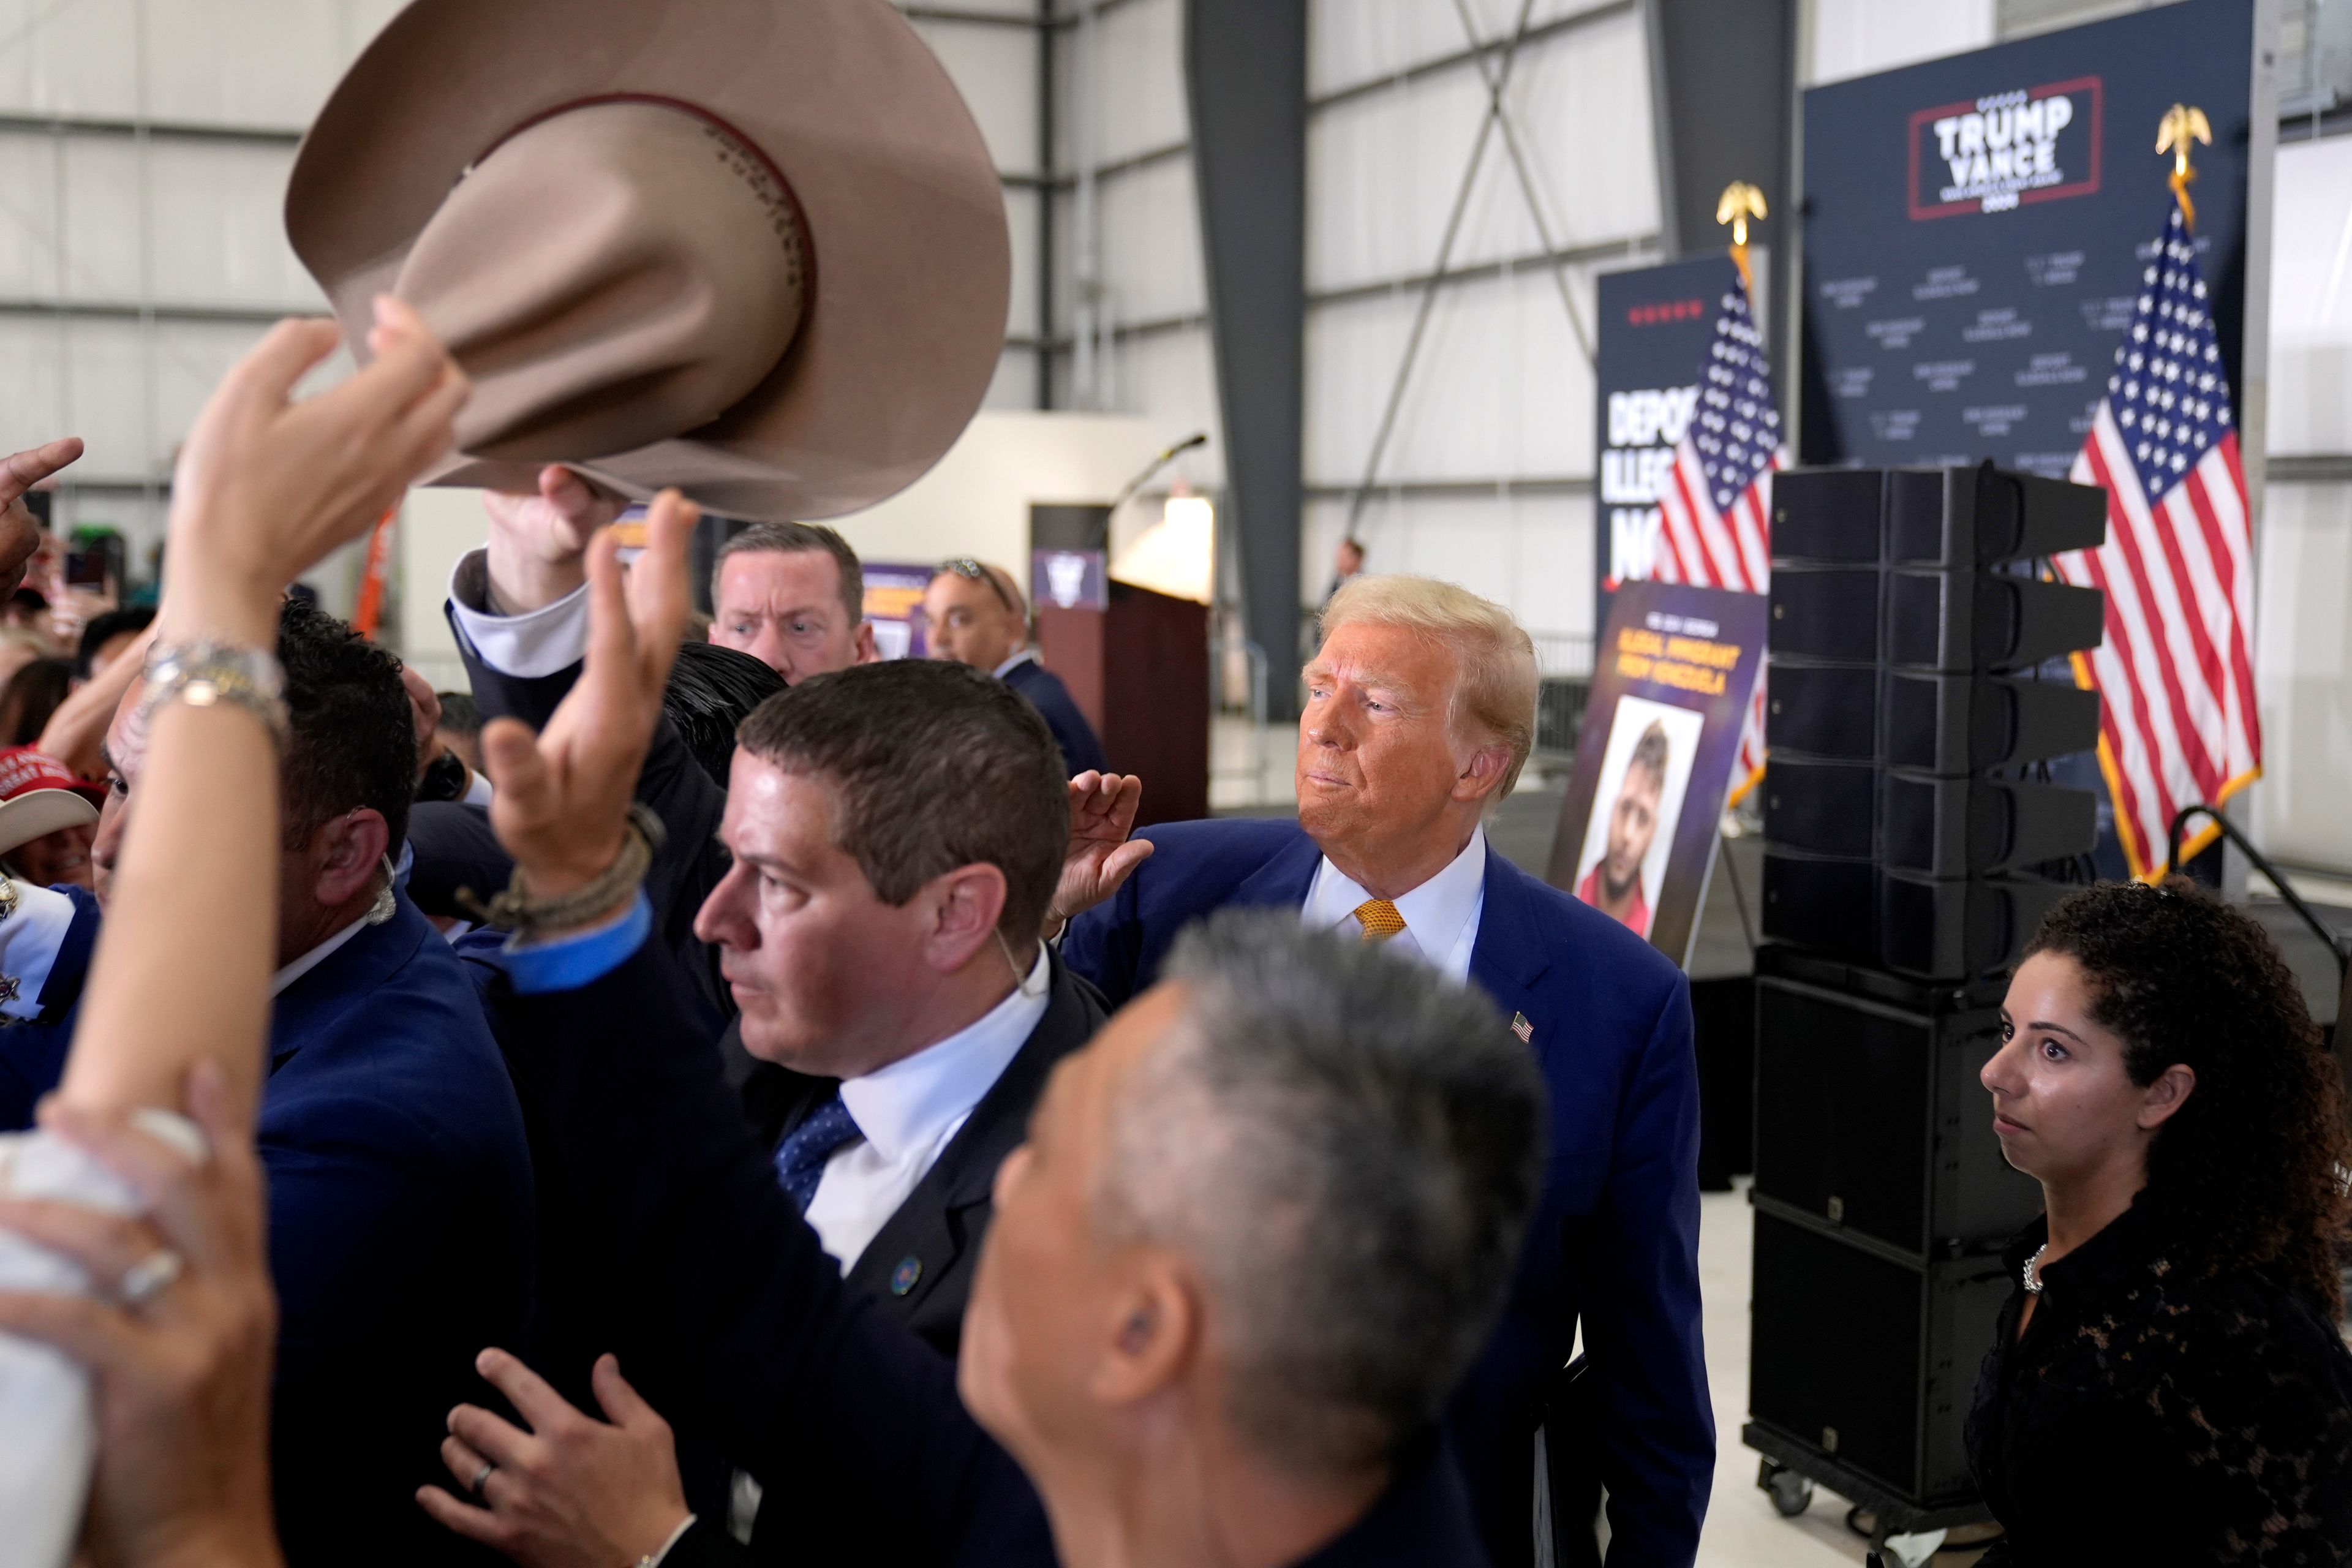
left=1743, top=464, right=2103, bottom=1533
left=1744, top=946, right=2044, bottom=1517
left=1761, top=464, right=2104, bottom=980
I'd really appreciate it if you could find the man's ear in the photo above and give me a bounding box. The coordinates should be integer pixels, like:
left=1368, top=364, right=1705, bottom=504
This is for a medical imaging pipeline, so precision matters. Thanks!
left=854, top=620, right=880, bottom=665
left=924, top=862, right=1010, bottom=974
left=1452, top=741, right=1512, bottom=805
left=2137, top=1063, right=2198, bottom=1132
left=1090, top=1253, right=1200, bottom=1409
left=311, top=807, right=390, bottom=908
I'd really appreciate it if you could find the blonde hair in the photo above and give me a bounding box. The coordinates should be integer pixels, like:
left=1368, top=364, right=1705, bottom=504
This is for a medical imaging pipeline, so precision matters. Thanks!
left=1317, top=575, right=1539, bottom=798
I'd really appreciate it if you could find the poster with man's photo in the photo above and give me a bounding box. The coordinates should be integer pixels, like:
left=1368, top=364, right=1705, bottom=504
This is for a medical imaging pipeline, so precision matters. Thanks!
left=1545, top=582, right=1768, bottom=968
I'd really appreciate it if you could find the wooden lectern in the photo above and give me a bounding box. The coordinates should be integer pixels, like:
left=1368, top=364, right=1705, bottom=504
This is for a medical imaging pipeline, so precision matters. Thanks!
left=1030, top=503, right=1209, bottom=826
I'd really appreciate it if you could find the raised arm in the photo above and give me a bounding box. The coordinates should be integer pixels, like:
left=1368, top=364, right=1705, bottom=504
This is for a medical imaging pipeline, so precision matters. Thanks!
left=59, top=299, right=466, bottom=1119
left=0, top=301, right=463, bottom=1568
left=38, top=623, right=154, bottom=780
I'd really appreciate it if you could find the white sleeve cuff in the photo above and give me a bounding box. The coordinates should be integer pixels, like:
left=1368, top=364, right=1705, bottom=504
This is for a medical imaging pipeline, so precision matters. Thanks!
left=641, top=1513, right=699, bottom=1568
left=448, top=549, right=592, bottom=679
left=0, top=882, right=77, bottom=1022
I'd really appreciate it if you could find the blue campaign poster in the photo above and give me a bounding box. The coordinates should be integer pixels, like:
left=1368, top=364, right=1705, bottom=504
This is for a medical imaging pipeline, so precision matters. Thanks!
left=1796, top=0, right=2255, bottom=878
left=1798, top=0, right=2254, bottom=475
left=1592, top=255, right=1746, bottom=637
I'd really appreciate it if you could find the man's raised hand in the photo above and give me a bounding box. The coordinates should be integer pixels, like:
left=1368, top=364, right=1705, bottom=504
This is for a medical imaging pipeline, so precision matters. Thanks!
left=481, top=466, right=624, bottom=615
left=0, top=436, right=83, bottom=603
left=482, top=489, right=696, bottom=911
left=162, top=297, right=467, bottom=646
left=1046, top=771, right=1154, bottom=936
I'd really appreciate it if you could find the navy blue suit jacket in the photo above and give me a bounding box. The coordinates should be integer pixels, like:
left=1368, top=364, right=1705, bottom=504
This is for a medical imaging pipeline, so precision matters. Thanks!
left=0, top=888, right=535, bottom=1568
left=1001, top=655, right=1109, bottom=777
left=1061, top=818, right=1713, bottom=1567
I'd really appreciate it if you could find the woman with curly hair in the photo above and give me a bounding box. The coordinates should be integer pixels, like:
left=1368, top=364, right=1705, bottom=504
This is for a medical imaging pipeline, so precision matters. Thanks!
left=1968, top=876, right=2352, bottom=1564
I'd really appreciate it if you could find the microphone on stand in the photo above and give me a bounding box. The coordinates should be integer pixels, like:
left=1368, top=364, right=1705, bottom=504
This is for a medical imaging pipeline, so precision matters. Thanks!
left=1107, top=432, right=1209, bottom=514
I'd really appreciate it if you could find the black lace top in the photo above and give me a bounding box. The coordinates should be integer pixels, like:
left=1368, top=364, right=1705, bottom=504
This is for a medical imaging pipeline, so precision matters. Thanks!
left=1965, top=1194, right=2352, bottom=1564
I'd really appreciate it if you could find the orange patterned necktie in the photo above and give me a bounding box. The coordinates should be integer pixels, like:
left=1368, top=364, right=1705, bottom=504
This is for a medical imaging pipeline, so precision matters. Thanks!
left=1353, top=899, right=1406, bottom=944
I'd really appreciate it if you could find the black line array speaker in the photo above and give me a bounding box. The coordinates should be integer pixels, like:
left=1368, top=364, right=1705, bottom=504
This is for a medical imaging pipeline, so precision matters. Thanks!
left=1744, top=947, right=2040, bottom=1510
left=1761, top=462, right=2105, bottom=979
left=1747, top=1208, right=2011, bottom=1506
left=1752, top=950, right=2040, bottom=1254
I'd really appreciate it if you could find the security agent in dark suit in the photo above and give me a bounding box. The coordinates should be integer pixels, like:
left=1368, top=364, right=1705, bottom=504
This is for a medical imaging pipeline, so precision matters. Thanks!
left=705, top=659, right=1107, bottom=1360
left=421, top=501, right=1542, bottom=1568
left=923, top=556, right=1109, bottom=777
left=455, top=652, right=1106, bottom=1559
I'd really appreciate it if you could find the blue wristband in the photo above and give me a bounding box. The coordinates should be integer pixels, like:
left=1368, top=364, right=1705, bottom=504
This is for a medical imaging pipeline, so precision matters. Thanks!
left=501, top=890, right=653, bottom=995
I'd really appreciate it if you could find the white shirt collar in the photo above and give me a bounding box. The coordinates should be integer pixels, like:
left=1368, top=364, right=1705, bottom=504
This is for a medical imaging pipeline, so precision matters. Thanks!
left=990, top=649, right=1037, bottom=679
left=271, top=912, right=374, bottom=997
left=838, top=945, right=1050, bottom=1164
left=1301, top=826, right=1488, bottom=978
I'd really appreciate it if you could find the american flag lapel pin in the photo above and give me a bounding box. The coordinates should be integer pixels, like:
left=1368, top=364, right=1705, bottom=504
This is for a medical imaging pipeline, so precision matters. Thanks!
left=1511, top=1012, right=1534, bottom=1044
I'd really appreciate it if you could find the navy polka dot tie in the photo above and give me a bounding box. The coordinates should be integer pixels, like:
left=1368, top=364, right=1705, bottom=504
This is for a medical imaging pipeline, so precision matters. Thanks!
left=773, top=1091, right=864, bottom=1213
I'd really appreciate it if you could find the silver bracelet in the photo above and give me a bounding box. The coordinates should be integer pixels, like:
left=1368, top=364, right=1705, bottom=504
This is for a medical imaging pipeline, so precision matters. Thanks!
left=138, top=641, right=288, bottom=748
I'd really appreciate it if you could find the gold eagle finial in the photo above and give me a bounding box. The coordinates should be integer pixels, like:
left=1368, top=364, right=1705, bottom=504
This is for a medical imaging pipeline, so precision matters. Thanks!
left=2157, top=104, right=2211, bottom=180
left=1716, top=181, right=1768, bottom=249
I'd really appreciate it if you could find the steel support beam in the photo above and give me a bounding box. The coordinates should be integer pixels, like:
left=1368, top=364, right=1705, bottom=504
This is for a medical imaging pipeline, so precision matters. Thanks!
left=1302, top=475, right=1593, bottom=502
left=1035, top=0, right=1057, bottom=408
left=899, top=4, right=1038, bottom=26
left=2267, top=453, right=2352, bottom=483
left=1186, top=0, right=1306, bottom=714
left=1646, top=0, right=1798, bottom=361
left=1308, top=0, right=1636, bottom=115
left=0, top=111, right=300, bottom=146
left=0, top=297, right=309, bottom=325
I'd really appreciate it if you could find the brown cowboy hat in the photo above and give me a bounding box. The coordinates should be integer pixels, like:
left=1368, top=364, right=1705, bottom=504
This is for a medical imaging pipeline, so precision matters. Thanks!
left=286, top=0, right=1009, bottom=521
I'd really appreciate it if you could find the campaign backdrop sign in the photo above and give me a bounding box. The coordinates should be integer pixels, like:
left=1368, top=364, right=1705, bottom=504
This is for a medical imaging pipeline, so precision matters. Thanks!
left=863, top=562, right=934, bottom=660
left=1546, top=581, right=1768, bottom=970
left=1798, top=0, right=2253, bottom=476
left=1593, top=256, right=1739, bottom=635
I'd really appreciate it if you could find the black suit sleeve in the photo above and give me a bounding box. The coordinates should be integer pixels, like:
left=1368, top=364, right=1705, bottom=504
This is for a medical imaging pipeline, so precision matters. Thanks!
left=489, top=940, right=1054, bottom=1568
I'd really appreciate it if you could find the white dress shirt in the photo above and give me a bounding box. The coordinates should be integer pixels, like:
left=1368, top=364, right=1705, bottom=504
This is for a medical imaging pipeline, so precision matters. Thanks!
left=802, top=945, right=1050, bottom=1273
left=991, top=649, right=1036, bottom=679
left=1298, top=826, right=1488, bottom=983
left=447, top=550, right=592, bottom=676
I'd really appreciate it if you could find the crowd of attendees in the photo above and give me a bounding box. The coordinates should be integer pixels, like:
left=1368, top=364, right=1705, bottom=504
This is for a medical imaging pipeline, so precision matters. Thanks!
left=0, top=298, right=2340, bottom=1568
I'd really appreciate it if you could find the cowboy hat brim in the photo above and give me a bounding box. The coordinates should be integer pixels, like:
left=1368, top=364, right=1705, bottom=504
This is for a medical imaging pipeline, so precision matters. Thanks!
left=285, top=0, right=1009, bottom=522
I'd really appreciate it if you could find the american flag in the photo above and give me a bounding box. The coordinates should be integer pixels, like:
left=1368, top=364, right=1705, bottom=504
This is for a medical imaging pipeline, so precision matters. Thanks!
left=2052, top=199, right=2258, bottom=878
left=1653, top=260, right=1782, bottom=796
